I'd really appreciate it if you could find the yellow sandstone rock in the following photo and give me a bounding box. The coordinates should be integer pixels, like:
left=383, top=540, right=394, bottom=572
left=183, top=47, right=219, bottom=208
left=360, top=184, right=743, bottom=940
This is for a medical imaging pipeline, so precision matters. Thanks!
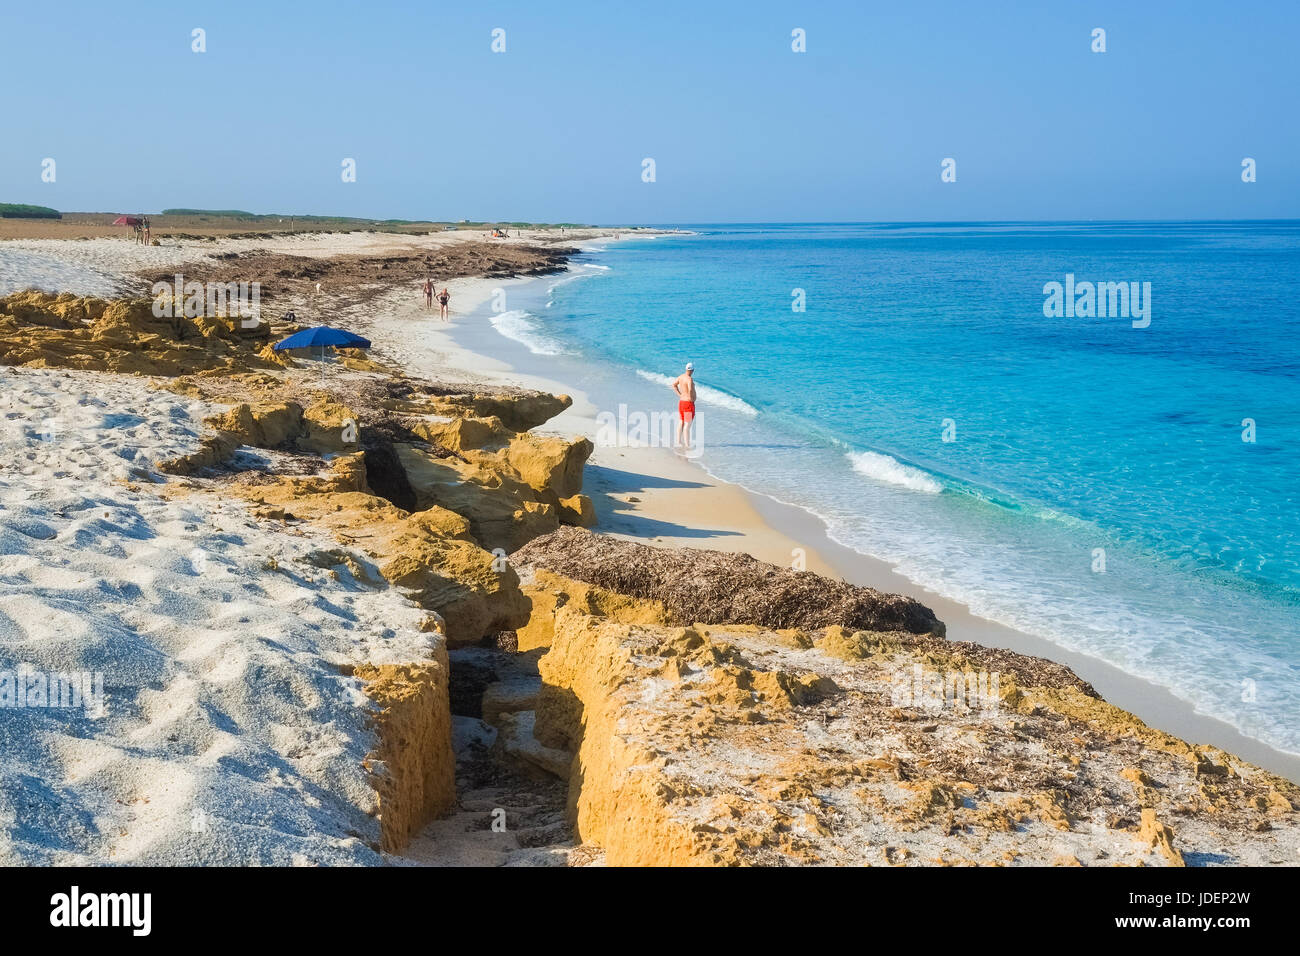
left=228, top=455, right=531, bottom=646
left=558, top=493, right=596, bottom=527
left=428, top=392, right=572, bottom=432
left=353, top=657, right=455, bottom=853
left=208, top=402, right=304, bottom=448
left=518, top=587, right=1300, bottom=866
left=814, top=624, right=899, bottom=660
left=299, top=398, right=361, bottom=454
left=394, top=443, right=559, bottom=552
left=517, top=568, right=671, bottom=651
left=0, top=291, right=282, bottom=377
left=410, top=415, right=510, bottom=452
left=473, top=433, right=593, bottom=507
left=517, top=586, right=561, bottom=652
left=1137, top=808, right=1185, bottom=866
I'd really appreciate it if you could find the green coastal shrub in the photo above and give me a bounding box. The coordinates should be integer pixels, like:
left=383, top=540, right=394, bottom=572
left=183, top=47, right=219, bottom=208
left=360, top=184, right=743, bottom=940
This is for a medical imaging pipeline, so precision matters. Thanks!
left=161, top=208, right=257, bottom=218
left=0, top=203, right=61, bottom=219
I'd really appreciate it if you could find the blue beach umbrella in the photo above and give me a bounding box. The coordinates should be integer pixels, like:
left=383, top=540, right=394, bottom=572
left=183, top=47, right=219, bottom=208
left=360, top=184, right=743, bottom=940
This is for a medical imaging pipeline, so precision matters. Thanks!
left=272, top=325, right=371, bottom=383
left=272, top=326, right=371, bottom=351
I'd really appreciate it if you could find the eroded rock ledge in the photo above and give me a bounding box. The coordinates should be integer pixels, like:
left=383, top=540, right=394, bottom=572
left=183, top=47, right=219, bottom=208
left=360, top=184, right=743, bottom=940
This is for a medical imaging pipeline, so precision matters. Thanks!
left=494, top=541, right=1300, bottom=866
left=514, top=526, right=945, bottom=637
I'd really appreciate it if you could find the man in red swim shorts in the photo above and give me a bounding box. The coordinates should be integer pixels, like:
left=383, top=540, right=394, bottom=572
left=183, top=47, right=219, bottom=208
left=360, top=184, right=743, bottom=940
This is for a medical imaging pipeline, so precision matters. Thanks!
left=673, top=362, right=697, bottom=451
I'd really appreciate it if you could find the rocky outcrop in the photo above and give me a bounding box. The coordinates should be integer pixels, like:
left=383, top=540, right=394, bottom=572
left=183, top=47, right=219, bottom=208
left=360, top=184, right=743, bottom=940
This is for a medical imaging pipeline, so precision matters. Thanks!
left=394, top=444, right=561, bottom=553
left=0, top=290, right=275, bottom=377
left=393, top=434, right=595, bottom=552
left=557, top=494, right=596, bottom=527
left=305, top=380, right=592, bottom=551
left=410, top=415, right=511, bottom=452
left=160, top=400, right=362, bottom=474
left=220, top=454, right=531, bottom=647
left=517, top=567, right=671, bottom=651
left=156, top=378, right=598, bottom=647
left=526, top=591, right=1300, bottom=866
left=0, top=290, right=98, bottom=327
left=300, top=399, right=360, bottom=453
left=514, top=527, right=946, bottom=637
left=427, top=392, right=572, bottom=433
left=209, top=401, right=304, bottom=448
left=376, top=517, right=532, bottom=645
left=157, top=432, right=241, bottom=476
left=468, top=433, right=593, bottom=507
left=353, top=653, right=456, bottom=853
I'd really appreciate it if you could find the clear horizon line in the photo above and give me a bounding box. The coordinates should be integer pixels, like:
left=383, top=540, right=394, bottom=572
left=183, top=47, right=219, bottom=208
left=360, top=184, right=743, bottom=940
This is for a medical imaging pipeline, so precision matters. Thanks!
left=627, top=217, right=1300, bottom=227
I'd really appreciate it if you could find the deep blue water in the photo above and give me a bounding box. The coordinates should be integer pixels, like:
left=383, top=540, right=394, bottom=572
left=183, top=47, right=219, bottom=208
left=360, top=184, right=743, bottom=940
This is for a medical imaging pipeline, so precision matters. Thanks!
left=491, top=222, right=1300, bottom=753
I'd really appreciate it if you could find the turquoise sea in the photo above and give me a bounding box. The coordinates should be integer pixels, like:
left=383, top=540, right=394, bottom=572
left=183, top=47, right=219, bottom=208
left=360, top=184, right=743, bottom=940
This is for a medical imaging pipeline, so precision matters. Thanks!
left=477, top=222, right=1300, bottom=755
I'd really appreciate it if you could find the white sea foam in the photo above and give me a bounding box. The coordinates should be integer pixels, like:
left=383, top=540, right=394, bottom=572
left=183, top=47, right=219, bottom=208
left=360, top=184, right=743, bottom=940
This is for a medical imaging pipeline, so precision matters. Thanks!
left=688, top=439, right=1300, bottom=756
left=547, top=267, right=606, bottom=294
left=634, top=370, right=759, bottom=416
left=846, top=450, right=944, bottom=494
left=489, top=309, right=571, bottom=356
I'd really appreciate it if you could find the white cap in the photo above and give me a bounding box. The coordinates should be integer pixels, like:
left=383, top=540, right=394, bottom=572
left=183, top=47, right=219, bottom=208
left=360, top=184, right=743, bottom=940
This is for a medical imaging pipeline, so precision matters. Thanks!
left=685, top=362, right=694, bottom=370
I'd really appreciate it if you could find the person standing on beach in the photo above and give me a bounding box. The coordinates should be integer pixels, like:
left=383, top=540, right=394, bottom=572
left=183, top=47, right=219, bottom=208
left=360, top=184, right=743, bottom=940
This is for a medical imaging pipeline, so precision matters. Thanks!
left=438, top=287, right=450, bottom=321
left=423, top=277, right=433, bottom=309
left=673, top=362, right=697, bottom=450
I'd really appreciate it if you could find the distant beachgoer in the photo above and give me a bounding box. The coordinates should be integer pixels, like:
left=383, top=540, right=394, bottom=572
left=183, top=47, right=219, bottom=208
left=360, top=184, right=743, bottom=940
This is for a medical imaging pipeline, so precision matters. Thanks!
left=143, top=217, right=151, bottom=244
left=438, top=287, right=450, bottom=321
left=673, top=362, right=697, bottom=450
left=423, top=277, right=433, bottom=308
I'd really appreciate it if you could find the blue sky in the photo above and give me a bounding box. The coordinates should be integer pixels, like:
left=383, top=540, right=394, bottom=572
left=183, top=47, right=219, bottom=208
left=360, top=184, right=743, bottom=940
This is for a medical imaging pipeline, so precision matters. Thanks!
left=2, top=0, right=1296, bottom=223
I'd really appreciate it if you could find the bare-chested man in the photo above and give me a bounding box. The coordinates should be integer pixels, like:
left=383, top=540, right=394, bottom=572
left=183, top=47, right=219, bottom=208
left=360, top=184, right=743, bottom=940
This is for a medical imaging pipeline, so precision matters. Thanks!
left=673, top=362, right=696, bottom=450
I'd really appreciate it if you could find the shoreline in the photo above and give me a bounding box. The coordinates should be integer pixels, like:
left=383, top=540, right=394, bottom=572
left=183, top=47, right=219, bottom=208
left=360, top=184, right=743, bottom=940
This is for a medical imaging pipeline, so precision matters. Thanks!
left=3, top=228, right=1298, bottom=865
left=4, top=225, right=1294, bottom=783
left=403, top=264, right=1300, bottom=785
